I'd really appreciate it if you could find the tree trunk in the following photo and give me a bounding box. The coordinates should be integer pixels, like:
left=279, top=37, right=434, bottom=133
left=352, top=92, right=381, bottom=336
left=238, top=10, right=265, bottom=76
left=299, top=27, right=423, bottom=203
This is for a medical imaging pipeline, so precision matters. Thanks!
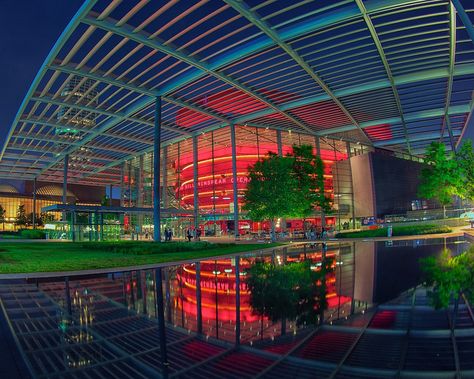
left=281, top=317, right=286, bottom=336
left=270, top=219, right=276, bottom=242
left=443, top=205, right=446, bottom=219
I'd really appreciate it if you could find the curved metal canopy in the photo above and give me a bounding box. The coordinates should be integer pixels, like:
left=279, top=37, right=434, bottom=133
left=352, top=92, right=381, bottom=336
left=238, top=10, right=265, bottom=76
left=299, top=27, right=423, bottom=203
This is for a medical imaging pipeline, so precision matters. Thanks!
left=1, top=0, right=473, bottom=185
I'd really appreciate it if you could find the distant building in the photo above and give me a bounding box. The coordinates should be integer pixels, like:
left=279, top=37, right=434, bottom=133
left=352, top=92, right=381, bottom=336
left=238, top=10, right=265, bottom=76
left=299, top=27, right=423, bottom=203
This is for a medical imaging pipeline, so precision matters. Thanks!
left=0, top=179, right=104, bottom=230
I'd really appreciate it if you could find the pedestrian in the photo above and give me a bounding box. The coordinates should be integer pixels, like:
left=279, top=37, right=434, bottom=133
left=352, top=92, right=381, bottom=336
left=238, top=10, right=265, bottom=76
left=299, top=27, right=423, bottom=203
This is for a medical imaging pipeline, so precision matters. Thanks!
left=196, top=228, right=201, bottom=241
left=187, top=229, right=192, bottom=242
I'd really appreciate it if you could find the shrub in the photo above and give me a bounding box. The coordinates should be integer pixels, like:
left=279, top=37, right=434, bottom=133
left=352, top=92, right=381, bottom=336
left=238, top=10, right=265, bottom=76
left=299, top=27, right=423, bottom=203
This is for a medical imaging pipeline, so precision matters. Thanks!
left=19, top=229, right=46, bottom=239
left=336, top=224, right=451, bottom=238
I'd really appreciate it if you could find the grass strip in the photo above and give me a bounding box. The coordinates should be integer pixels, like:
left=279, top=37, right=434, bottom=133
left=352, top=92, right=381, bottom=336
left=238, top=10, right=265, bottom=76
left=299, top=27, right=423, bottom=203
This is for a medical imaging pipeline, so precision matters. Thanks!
left=0, top=241, right=281, bottom=274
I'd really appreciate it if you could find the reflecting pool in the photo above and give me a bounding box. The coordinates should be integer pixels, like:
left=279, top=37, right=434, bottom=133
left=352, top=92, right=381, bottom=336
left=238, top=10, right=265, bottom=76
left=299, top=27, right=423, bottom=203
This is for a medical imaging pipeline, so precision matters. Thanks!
left=0, top=236, right=469, bottom=378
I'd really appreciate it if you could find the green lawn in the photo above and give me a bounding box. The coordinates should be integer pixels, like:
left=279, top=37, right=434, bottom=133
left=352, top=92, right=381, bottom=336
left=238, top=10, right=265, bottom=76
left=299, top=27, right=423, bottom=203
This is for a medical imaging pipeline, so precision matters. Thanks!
left=335, top=224, right=452, bottom=238
left=0, top=241, right=281, bottom=274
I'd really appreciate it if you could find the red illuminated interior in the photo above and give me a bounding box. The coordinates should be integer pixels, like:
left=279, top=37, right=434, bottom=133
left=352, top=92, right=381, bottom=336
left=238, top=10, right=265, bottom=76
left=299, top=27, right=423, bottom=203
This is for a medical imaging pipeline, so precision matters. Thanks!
left=175, top=141, right=346, bottom=231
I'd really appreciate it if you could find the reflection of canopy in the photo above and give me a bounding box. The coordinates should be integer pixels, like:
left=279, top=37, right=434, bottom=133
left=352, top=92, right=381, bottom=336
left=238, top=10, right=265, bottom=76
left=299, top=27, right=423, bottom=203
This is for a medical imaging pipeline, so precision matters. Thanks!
left=0, top=1, right=473, bottom=187
left=37, top=185, right=77, bottom=199
left=0, top=184, right=19, bottom=194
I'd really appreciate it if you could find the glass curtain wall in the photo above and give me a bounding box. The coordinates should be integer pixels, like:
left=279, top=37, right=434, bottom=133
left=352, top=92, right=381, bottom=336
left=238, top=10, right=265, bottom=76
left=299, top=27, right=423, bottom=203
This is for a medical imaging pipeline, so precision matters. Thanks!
left=120, top=125, right=363, bottom=237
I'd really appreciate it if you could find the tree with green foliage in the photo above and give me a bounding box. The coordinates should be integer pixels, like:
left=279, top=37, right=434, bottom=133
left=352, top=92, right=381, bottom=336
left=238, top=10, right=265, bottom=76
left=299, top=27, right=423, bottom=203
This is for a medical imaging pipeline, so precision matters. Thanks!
left=456, top=139, right=474, bottom=202
left=418, top=142, right=462, bottom=218
left=27, top=213, right=43, bottom=227
left=40, top=212, right=55, bottom=224
left=243, top=152, right=299, bottom=241
left=243, top=146, right=330, bottom=241
left=421, top=246, right=474, bottom=328
left=15, top=204, right=27, bottom=227
left=291, top=144, right=331, bottom=230
left=246, top=257, right=334, bottom=334
left=0, top=204, right=6, bottom=230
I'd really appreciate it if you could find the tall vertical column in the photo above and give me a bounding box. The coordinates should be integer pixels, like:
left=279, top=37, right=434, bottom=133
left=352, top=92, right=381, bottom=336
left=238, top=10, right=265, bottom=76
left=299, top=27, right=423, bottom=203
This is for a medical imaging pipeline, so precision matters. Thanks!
left=138, top=155, right=144, bottom=233
left=153, top=97, right=162, bottom=243
left=128, top=162, right=132, bottom=207
left=256, top=127, right=260, bottom=159
left=120, top=163, right=125, bottom=207
left=315, top=136, right=321, bottom=156
left=211, top=132, right=217, bottom=235
left=32, top=178, right=37, bottom=228
left=230, top=124, right=239, bottom=240
left=276, top=130, right=285, bottom=233
left=63, top=154, right=69, bottom=205
left=333, top=144, right=342, bottom=231
left=109, top=184, right=113, bottom=206
left=315, top=137, right=326, bottom=229
left=192, top=136, right=199, bottom=230
left=235, top=255, right=241, bottom=346
left=162, top=146, right=168, bottom=209
left=138, top=156, right=144, bottom=207
left=346, top=141, right=356, bottom=229
left=276, top=129, right=283, bottom=157
left=63, top=154, right=69, bottom=223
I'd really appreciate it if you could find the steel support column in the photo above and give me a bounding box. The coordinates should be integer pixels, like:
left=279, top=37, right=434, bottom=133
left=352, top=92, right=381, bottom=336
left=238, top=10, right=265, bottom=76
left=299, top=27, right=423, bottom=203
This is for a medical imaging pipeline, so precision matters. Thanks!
left=63, top=154, right=69, bottom=223
left=63, top=154, right=68, bottom=205
left=120, top=163, right=124, bottom=207
left=315, top=137, right=326, bottom=229
left=154, top=267, right=169, bottom=378
left=162, top=146, right=168, bottom=209
left=32, top=178, right=37, bottom=229
left=346, top=142, right=356, bottom=230
left=153, top=97, right=162, bottom=243
left=230, top=124, right=239, bottom=240
left=277, top=130, right=283, bottom=157
left=193, top=136, right=199, bottom=230
left=138, top=155, right=144, bottom=232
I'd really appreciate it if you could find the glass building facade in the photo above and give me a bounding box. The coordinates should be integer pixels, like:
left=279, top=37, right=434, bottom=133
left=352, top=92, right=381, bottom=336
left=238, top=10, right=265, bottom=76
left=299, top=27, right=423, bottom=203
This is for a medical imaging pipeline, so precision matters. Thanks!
left=119, top=125, right=373, bottom=238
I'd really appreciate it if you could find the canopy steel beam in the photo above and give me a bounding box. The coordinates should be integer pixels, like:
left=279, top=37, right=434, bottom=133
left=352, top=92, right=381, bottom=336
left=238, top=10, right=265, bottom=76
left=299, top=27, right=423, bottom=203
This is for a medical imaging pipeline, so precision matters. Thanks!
left=223, top=64, right=474, bottom=133
left=455, top=91, right=474, bottom=148
left=30, top=95, right=155, bottom=128
left=441, top=2, right=457, bottom=150
left=19, top=117, right=154, bottom=146
left=75, top=103, right=470, bottom=183
left=318, top=104, right=470, bottom=135
left=82, top=16, right=318, bottom=136
left=451, top=0, right=474, bottom=46
left=22, top=117, right=187, bottom=142
left=153, top=0, right=422, bottom=96
left=224, top=0, right=372, bottom=144
left=374, top=129, right=463, bottom=146
left=48, top=63, right=229, bottom=125
left=355, top=0, right=412, bottom=154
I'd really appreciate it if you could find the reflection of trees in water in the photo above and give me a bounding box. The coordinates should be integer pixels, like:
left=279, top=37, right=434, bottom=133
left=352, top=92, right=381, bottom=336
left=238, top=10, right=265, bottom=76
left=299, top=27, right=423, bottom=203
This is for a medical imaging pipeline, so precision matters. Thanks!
left=246, top=255, right=334, bottom=333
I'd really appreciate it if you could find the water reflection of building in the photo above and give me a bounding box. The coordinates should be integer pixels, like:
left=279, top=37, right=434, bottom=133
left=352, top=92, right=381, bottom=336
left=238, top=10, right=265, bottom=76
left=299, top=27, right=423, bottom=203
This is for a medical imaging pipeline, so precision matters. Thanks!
left=172, top=247, right=353, bottom=342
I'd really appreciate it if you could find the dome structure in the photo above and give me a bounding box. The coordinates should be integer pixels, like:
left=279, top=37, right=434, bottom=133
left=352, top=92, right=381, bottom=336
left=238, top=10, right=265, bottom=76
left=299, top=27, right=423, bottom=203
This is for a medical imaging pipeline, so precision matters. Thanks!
left=0, top=184, right=19, bottom=194
left=36, top=185, right=77, bottom=199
